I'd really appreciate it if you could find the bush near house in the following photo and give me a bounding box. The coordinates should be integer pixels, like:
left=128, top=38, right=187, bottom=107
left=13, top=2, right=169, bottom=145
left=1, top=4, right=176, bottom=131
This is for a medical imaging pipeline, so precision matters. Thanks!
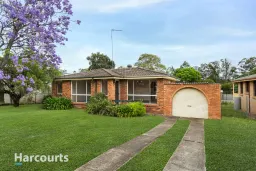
left=42, top=95, right=53, bottom=104
left=86, top=93, right=146, bottom=117
left=43, top=97, right=73, bottom=110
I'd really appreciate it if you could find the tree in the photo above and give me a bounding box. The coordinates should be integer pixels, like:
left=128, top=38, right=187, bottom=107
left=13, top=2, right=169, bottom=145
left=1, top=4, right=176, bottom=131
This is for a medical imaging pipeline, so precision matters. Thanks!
left=165, top=66, right=175, bottom=76
left=87, top=52, right=115, bottom=70
left=180, top=61, right=190, bottom=68
left=174, top=67, right=202, bottom=82
left=220, top=58, right=237, bottom=82
left=198, top=63, right=211, bottom=80
left=79, top=68, right=88, bottom=72
left=207, top=61, right=221, bottom=83
left=221, top=82, right=233, bottom=94
left=238, top=57, right=256, bottom=76
left=134, top=54, right=166, bottom=72
left=0, top=0, right=79, bottom=106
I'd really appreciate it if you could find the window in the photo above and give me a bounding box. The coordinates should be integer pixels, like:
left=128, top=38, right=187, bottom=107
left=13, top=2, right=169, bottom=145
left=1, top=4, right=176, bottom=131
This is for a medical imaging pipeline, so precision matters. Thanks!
left=254, top=81, right=256, bottom=96
left=234, top=83, right=238, bottom=93
left=240, top=82, right=243, bottom=94
left=57, top=82, right=62, bottom=95
left=102, top=80, right=108, bottom=95
left=246, top=82, right=250, bottom=93
left=72, top=80, right=91, bottom=103
left=128, top=80, right=157, bottom=104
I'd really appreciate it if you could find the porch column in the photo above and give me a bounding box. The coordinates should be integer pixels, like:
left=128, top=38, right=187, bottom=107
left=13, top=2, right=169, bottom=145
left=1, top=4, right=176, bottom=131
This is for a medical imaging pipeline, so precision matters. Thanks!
left=62, top=81, right=71, bottom=99
left=52, top=81, right=57, bottom=96
left=107, top=80, right=115, bottom=101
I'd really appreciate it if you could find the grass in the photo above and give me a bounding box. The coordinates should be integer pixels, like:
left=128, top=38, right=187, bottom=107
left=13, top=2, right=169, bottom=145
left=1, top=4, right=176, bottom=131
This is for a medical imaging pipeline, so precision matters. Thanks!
left=119, top=120, right=190, bottom=171
left=221, top=102, right=247, bottom=118
left=205, top=104, right=256, bottom=171
left=0, top=105, right=164, bottom=171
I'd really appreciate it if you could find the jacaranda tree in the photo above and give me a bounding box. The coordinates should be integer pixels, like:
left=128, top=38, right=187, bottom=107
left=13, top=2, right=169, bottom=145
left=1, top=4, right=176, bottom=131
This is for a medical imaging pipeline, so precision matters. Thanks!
left=0, top=0, right=80, bottom=106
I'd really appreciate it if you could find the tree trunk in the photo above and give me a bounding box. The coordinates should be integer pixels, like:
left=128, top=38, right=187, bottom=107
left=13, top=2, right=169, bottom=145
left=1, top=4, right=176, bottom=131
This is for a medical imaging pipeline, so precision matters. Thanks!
left=10, top=94, right=21, bottom=107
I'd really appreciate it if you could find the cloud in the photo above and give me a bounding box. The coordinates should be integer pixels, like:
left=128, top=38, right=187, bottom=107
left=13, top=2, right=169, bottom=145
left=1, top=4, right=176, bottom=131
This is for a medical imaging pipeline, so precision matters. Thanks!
left=213, top=27, right=256, bottom=37
left=70, top=0, right=171, bottom=12
left=58, top=39, right=256, bottom=73
left=117, top=40, right=256, bottom=67
left=57, top=44, right=103, bottom=72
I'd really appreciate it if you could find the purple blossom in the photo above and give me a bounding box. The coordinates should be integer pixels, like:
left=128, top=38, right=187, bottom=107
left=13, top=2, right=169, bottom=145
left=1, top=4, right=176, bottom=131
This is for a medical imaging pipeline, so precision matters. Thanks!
left=11, top=56, right=19, bottom=65
left=30, top=78, right=35, bottom=84
left=17, top=67, right=23, bottom=73
left=26, top=87, right=33, bottom=92
left=22, top=58, right=29, bottom=63
left=0, top=70, right=3, bottom=80
left=23, top=67, right=29, bottom=71
left=16, top=74, right=26, bottom=82
left=1, top=0, right=79, bottom=100
left=3, top=75, right=11, bottom=80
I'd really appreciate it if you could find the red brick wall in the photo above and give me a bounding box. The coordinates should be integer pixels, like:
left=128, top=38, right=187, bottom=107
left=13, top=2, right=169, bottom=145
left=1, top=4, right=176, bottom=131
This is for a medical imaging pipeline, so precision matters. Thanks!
left=62, top=81, right=71, bottom=99
left=163, top=83, right=221, bottom=119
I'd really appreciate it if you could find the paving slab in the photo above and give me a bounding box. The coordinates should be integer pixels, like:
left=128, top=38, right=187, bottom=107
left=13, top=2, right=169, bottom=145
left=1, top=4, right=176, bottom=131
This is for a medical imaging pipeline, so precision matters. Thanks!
left=75, top=118, right=176, bottom=171
left=163, top=119, right=205, bottom=171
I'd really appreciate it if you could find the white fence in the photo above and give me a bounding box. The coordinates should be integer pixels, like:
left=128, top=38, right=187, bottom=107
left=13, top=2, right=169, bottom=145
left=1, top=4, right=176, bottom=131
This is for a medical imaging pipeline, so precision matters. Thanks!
left=3, top=92, right=50, bottom=104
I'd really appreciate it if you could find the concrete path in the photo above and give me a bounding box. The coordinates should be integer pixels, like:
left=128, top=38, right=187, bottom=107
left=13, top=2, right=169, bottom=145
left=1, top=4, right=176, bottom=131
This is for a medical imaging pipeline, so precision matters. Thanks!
left=75, top=118, right=176, bottom=171
left=163, top=119, right=205, bottom=171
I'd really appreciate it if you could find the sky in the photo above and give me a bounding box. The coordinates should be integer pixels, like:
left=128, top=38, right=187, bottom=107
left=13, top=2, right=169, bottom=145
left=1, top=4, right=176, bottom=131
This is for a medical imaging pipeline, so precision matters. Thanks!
left=57, top=0, right=256, bottom=73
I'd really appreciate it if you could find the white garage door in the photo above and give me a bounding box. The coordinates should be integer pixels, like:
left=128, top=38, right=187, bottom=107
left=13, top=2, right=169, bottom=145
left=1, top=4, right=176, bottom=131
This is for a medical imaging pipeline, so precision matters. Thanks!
left=173, top=88, right=208, bottom=119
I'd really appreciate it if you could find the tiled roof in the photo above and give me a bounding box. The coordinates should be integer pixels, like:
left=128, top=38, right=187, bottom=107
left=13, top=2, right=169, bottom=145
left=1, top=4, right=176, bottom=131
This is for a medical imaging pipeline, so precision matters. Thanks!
left=55, top=67, right=175, bottom=80
left=233, top=74, right=256, bottom=82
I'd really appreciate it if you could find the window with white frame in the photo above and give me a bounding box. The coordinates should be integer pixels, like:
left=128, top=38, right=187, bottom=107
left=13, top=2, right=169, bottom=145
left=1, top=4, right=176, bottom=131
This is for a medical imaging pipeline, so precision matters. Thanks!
left=128, top=80, right=157, bottom=104
left=72, top=80, right=91, bottom=103
left=57, top=82, right=62, bottom=95
left=102, top=80, right=108, bottom=95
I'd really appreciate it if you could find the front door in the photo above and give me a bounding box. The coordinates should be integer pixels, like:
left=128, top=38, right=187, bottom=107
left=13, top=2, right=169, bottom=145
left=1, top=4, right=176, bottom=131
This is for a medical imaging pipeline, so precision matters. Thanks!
left=115, top=81, right=120, bottom=104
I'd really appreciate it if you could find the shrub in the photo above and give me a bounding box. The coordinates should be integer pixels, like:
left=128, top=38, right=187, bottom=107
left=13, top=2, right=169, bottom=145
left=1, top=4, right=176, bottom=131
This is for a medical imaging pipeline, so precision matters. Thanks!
left=86, top=93, right=113, bottom=115
left=116, top=104, right=133, bottom=117
left=42, top=95, right=52, bottom=104
left=86, top=93, right=146, bottom=117
left=43, top=97, right=73, bottom=110
left=116, top=102, right=146, bottom=117
left=128, top=102, right=146, bottom=117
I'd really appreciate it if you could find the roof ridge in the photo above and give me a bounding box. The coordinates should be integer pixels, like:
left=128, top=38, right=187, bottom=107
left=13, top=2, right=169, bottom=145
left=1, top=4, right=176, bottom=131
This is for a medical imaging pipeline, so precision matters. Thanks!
left=137, top=67, right=168, bottom=75
left=102, top=68, right=121, bottom=77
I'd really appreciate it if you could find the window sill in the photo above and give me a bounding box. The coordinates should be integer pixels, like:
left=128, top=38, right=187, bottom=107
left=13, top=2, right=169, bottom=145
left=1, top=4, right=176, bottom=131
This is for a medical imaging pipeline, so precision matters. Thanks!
left=144, top=104, right=158, bottom=106
left=72, top=102, right=86, bottom=104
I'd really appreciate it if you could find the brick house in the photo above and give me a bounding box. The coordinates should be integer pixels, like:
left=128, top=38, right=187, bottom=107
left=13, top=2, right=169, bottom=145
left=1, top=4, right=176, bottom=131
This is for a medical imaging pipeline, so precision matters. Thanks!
left=52, top=67, right=221, bottom=119
left=233, top=74, right=256, bottom=116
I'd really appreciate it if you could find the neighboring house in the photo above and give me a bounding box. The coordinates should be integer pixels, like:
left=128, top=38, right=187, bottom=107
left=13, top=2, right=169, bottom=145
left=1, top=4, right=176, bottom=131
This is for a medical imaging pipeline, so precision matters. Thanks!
left=233, top=74, right=256, bottom=116
left=52, top=67, right=221, bottom=119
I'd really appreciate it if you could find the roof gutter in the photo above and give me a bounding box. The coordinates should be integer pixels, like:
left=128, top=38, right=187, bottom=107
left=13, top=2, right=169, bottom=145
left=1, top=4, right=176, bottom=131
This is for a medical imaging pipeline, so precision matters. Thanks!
left=54, top=76, right=177, bottom=81
left=232, top=78, right=256, bottom=82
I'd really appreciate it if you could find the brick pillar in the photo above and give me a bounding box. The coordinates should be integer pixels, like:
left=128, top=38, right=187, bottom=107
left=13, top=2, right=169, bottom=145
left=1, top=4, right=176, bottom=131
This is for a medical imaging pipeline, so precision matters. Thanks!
left=120, top=80, right=128, bottom=100
left=91, top=80, right=96, bottom=96
left=52, top=81, right=57, bottom=96
left=62, top=81, right=71, bottom=99
left=97, top=80, right=102, bottom=93
left=157, top=79, right=164, bottom=107
left=107, top=80, right=115, bottom=101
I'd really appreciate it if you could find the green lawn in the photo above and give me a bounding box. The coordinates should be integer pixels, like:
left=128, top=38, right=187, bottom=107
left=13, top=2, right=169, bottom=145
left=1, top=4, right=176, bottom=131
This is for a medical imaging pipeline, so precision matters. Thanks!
left=0, top=105, right=164, bottom=171
left=205, top=104, right=256, bottom=171
left=119, top=120, right=190, bottom=171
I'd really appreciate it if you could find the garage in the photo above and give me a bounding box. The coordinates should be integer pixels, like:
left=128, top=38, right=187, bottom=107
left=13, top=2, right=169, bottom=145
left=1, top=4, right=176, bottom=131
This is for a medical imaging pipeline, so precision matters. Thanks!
left=172, top=88, right=208, bottom=119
